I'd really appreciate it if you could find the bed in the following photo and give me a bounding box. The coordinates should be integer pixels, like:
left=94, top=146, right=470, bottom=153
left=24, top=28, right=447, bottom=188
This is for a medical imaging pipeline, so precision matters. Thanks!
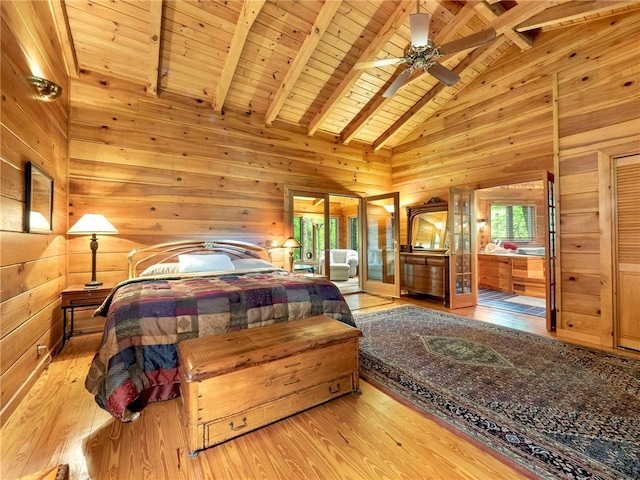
left=84, top=240, right=356, bottom=422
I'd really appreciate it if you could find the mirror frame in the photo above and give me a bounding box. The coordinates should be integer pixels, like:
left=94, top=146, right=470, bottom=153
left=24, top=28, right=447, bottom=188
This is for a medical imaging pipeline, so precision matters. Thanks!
left=406, top=197, right=448, bottom=252
left=25, top=161, right=54, bottom=234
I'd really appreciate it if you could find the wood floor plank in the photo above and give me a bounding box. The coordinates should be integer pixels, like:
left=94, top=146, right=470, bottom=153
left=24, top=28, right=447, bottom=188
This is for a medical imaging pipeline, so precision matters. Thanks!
left=3, top=294, right=638, bottom=480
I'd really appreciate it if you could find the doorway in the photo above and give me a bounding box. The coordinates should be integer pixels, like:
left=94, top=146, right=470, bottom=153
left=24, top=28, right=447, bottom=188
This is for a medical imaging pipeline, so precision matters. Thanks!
left=475, top=180, right=549, bottom=320
left=288, top=191, right=362, bottom=295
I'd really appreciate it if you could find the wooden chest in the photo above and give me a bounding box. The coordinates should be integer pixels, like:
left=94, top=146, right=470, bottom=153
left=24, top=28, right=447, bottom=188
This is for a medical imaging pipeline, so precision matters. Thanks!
left=177, top=315, right=362, bottom=455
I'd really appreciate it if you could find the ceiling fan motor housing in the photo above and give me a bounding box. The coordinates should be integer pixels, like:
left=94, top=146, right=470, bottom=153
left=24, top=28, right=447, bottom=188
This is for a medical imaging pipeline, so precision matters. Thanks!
left=404, top=40, right=441, bottom=70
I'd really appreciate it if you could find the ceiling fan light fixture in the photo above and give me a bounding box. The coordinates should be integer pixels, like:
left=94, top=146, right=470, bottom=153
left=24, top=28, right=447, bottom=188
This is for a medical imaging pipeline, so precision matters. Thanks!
left=409, top=12, right=430, bottom=48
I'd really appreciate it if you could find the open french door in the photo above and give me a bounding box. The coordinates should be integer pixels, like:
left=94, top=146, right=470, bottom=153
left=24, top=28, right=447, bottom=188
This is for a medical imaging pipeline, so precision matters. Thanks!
left=543, top=171, right=557, bottom=331
left=449, top=188, right=477, bottom=308
left=360, top=193, right=400, bottom=297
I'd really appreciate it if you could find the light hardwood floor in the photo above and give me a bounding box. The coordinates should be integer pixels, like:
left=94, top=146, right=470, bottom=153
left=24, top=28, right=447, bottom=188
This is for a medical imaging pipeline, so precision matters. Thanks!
left=2, top=295, right=637, bottom=480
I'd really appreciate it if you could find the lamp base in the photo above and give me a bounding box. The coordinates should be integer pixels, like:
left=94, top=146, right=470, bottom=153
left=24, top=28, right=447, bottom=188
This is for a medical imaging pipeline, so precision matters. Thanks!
left=84, top=281, right=103, bottom=289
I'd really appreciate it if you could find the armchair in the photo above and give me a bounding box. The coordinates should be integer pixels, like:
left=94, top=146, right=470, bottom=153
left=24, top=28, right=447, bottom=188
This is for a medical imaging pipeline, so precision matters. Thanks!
left=318, top=249, right=359, bottom=279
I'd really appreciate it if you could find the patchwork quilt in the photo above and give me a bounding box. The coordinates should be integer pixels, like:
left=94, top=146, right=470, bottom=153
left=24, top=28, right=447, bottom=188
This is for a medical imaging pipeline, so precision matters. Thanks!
left=85, top=268, right=355, bottom=421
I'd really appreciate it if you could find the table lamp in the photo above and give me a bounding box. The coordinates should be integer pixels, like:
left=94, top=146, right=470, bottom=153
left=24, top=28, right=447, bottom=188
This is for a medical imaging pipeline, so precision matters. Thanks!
left=67, top=213, right=118, bottom=287
left=281, top=236, right=301, bottom=272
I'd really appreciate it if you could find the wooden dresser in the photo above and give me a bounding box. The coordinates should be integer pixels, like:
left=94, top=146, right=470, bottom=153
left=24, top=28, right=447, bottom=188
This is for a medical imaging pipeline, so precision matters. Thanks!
left=400, top=252, right=449, bottom=306
left=177, top=315, right=361, bottom=456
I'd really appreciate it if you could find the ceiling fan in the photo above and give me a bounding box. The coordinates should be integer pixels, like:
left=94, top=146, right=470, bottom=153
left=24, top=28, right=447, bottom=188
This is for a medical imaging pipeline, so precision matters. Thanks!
left=355, top=4, right=496, bottom=97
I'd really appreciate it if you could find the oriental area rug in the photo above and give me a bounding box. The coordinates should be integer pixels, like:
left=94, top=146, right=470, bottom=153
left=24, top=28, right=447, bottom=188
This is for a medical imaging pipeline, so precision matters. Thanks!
left=355, top=305, right=640, bottom=480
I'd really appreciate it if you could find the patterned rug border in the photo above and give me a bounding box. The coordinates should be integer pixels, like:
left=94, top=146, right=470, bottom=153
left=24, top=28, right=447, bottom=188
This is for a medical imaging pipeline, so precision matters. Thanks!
left=354, top=305, right=639, bottom=480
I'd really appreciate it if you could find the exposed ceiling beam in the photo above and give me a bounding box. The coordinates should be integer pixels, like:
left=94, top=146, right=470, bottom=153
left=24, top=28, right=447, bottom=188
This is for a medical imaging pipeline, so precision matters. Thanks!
left=485, top=0, right=560, bottom=34
left=515, top=1, right=640, bottom=32
left=340, top=2, right=479, bottom=144
left=265, top=0, right=342, bottom=126
left=473, top=1, right=533, bottom=50
left=146, top=0, right=163, bottom=97
left=372, top=35, right=508, bottom=151
left=213, top=0, right=266, bottom=114
left=306, top=0, right=415, bottom=137
left=48, top=0, right=78, bottom=78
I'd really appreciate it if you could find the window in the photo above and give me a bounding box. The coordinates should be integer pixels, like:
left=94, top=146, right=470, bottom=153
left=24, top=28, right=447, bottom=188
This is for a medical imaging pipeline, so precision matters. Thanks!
left=292, top=215, right=338, bottom=261
left=349, top=217, right=359, bottom=250
left=490, top=204, right=535, bottom=242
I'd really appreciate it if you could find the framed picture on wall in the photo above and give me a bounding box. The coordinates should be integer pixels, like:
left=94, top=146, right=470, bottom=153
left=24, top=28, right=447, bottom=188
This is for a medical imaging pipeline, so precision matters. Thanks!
left=25, top=161, right=53, bottom=233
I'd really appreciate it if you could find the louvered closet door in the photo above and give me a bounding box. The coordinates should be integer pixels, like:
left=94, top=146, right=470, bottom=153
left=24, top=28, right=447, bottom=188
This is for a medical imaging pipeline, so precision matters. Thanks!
left=615, top=154, right=640, bottom=351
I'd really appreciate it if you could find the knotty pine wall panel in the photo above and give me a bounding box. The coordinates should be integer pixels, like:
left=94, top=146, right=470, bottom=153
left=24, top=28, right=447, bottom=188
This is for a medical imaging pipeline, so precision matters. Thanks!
left=556, top=11, right=640, bottom=347
left=68, top=71, right=391, bottom=286
left=391, top=11, right=640, bottom=349
left=0, top=2, right=69, bottom=425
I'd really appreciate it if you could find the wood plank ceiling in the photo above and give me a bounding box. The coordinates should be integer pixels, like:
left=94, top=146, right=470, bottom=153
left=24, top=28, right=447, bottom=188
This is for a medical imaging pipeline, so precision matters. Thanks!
left=58, top=0, right=640, bottom=151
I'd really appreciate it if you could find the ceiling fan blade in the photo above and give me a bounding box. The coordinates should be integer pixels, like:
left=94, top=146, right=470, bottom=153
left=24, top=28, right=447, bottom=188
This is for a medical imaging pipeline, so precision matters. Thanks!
left=438, top=28, right=496, bottom=56
left=427, top=62, right=460, bottom=86
left=383, top=69, right=413, bottom=98
left=354, top=57, right=405, bottom=70
left=410, top=12, right=430, bottom=47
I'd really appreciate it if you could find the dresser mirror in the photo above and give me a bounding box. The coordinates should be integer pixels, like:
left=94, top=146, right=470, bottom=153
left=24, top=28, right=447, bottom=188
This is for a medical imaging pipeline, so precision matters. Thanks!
left=407, top=198, right=449, bottom=252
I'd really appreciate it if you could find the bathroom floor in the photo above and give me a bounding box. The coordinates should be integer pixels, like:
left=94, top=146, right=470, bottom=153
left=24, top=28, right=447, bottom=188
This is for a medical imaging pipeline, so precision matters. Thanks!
left=478, top=288, right=546, bottom=318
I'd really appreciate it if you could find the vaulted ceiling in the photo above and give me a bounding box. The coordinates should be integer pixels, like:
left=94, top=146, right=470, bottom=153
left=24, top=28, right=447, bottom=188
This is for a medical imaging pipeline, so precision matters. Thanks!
left=54, top=0, right=639, bottom=151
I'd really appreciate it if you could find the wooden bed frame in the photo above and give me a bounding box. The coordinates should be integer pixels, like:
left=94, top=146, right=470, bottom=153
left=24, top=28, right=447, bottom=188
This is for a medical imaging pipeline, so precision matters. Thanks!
left=127, top=239, right=271, bottom=278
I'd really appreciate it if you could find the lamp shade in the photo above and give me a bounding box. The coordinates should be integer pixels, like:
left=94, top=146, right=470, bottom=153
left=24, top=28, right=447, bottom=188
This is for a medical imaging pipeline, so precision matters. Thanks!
left=281, top=237, right=301, bottom=248
left=68, top=214, right=119, bottom=235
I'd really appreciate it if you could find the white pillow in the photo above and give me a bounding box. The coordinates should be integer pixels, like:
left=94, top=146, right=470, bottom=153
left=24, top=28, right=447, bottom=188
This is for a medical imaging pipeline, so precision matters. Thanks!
left=232, top=258, right=273, bottom=270
left=139, top=263, right=180, bottom=277
left=178, top=254, right=235, bottom=273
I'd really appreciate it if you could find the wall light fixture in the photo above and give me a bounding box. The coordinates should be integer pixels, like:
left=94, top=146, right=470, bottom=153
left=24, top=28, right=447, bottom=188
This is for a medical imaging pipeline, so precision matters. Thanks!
left=28, top=75, right=62, bottom=102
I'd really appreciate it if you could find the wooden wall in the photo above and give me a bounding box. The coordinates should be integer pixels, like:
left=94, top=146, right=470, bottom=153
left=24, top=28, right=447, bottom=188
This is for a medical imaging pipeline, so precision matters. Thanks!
left=392, top=11, right=640, bottom=348
left=0, top=1, right=69, bottom=424
left=68, top=71, right=391, bottom=288
left=555, top=12, right=640, bottom=347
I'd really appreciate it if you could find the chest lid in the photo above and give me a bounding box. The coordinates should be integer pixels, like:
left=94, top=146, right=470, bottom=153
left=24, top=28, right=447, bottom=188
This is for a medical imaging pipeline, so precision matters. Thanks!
left=178, top=315, right=361, bottom=381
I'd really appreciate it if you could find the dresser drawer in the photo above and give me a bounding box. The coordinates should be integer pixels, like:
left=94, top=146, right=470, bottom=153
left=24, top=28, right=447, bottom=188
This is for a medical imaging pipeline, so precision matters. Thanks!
left=426, top=257, right=446, bottom=267
left=61, top=285, right=113, bottom=308
left=404, top=255, right=427, bottom=265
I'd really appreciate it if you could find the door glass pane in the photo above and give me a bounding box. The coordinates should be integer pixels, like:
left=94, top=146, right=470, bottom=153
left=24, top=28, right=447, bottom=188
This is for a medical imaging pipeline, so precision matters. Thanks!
left=546, top=176, right=557, bottom=324
left=292, top=195, right=326, bottom=274
left=365, top=198, right=395, bottom=284
left=452, top=193, right=472, bottom=294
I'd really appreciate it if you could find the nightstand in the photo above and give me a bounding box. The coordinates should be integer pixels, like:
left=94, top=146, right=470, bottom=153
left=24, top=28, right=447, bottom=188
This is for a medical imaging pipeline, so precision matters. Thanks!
left=61, top=284, right=113, bottom=348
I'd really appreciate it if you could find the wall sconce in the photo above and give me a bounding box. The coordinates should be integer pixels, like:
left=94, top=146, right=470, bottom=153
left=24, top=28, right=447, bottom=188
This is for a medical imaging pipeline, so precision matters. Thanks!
left=28, top=75, right=62, bottom=102
left=383, top=204, right=395, bottom=215
left=477, top=218, right=487, bottom=232
left=67, top=214, right=119, bottom=288
left=281, top=236, right=301, bottom=272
